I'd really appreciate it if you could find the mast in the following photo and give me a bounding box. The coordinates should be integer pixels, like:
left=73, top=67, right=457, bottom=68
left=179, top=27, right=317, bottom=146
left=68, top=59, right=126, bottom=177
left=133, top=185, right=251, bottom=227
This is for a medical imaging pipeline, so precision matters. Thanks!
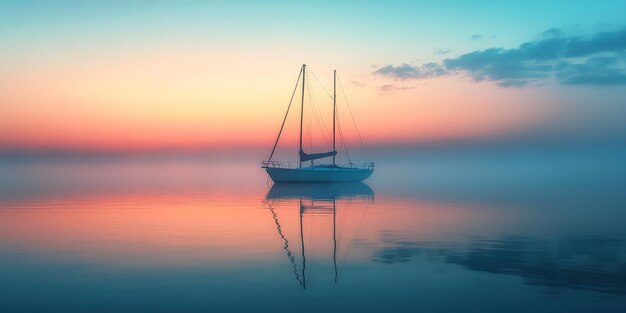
left=333, top=69, right=336, bottom=166
left=299, top=64, right=306, bottom=168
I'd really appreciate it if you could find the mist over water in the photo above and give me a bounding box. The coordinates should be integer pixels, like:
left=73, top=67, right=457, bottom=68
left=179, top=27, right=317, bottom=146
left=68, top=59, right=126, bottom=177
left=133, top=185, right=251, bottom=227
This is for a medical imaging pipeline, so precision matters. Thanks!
left=1, top=146, right=625, bottom=312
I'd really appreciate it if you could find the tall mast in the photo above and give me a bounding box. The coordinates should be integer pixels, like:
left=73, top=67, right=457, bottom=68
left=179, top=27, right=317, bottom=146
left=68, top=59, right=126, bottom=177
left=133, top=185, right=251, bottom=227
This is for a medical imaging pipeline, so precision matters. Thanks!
left=333, top=69, right=336, bottom=166
left=299, top=64, right=306, bottom=168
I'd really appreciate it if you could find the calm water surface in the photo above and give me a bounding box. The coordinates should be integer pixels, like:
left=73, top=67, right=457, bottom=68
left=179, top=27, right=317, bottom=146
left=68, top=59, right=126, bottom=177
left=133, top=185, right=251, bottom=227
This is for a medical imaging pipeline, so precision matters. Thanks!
left=1, top=150, right=625, bottom=312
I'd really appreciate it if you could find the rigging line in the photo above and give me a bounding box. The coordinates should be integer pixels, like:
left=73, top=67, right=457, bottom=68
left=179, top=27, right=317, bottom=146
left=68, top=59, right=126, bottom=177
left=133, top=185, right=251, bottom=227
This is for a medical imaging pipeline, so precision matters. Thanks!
left=267, top=68, right=302, bottom=162
left=308, top=68, right=334, bottom=101
left=304, top=75, right=312, bottom=154
left=308, top=83, right=324, bottom=147
left=309, top=74, right=318, bottom=153
left=313, top=106, right=331, bottom=150
left=340, top=128, right=351, bottom=163
left=306, top=83, right=314, bottom=153
left=305, top=68, right=335, bottom=153
left=309, top=82, right=333, bottom=149
left=335, top=101, right=352, bottom=163
left=309, top=82, right=332, bottom=147
left=336, top=111, right=352, bottom=163
left=306, top=75, right=332, bottom=156
left=267, top=203, right=304, bottom=287
left=337, top=74, right=370, bottom=162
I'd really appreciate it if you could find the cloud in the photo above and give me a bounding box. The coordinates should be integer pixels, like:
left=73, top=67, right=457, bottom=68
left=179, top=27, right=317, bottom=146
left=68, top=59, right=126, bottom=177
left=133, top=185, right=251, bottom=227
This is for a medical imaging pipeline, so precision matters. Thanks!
left=542, top=27, right=565, bottom=38
left=374, top=27, right=626, bottom=87
left=350, top=80, right=365, bottom=87
left=379, top=84, right=414, bottom=93
left=557, top=56, right=626, bottom=85
left=374, top=62, right=446, bottom=80
left=433, top=48, right=451, bottom=55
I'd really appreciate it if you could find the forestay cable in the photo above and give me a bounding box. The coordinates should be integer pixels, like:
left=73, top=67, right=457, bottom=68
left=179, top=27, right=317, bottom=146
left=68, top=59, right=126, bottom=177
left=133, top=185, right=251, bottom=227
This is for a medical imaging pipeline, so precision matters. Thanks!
left=267, top=68, right=303, bottom=162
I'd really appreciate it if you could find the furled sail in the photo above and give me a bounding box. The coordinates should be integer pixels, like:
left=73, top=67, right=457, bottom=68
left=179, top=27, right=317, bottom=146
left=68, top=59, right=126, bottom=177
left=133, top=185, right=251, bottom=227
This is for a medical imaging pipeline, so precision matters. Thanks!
left=299, top=149, right=337, bottom=162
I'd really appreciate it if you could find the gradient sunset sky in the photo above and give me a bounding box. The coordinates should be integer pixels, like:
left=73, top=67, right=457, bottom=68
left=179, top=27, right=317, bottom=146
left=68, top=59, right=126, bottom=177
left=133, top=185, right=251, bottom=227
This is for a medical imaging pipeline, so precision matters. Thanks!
left=1, top=0, right=625, bottom=153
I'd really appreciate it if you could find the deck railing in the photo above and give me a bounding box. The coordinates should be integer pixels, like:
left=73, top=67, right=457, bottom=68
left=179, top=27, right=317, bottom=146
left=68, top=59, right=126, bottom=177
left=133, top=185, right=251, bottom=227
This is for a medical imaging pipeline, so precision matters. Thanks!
left=261, top=161, right=374, bottom=170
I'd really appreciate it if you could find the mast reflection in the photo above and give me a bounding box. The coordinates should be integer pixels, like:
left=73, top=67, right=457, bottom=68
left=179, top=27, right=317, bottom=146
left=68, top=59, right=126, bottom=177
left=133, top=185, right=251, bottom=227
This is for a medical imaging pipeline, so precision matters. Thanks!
left=265, top=182, right=374, bottom=289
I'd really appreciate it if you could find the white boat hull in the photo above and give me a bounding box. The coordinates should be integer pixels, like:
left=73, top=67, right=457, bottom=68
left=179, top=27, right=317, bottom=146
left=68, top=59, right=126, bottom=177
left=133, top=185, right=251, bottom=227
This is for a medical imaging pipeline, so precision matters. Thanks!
left=265, top=166, right=373, bottom=182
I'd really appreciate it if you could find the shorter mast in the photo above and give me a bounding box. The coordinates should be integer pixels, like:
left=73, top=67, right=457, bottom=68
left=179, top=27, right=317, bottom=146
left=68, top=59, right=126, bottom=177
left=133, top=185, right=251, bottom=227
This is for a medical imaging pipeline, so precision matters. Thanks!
left=333, top=70, right=336, bottom=166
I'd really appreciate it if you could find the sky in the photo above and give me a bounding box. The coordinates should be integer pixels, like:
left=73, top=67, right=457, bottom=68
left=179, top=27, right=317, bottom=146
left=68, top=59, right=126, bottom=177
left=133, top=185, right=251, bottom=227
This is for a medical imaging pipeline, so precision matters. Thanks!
left=1, top=0, right=625, bottom=155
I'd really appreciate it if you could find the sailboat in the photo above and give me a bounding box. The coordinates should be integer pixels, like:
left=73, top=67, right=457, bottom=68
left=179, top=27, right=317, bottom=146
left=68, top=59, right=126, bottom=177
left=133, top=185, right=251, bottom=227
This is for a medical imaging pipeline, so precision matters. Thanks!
left=262, top=64, right=374, bottom=182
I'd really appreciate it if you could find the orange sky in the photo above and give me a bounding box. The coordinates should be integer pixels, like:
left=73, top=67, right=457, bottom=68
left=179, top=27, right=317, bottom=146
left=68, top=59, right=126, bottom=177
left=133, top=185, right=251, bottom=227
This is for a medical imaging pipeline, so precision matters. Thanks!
left=2, top=2, right=624, bottom=153
left=0, top=51, right=556, bottom=152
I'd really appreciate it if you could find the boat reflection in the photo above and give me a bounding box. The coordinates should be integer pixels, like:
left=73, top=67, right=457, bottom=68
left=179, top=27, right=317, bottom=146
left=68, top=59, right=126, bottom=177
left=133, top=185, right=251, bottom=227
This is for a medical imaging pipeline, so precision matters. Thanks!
left=265, top=182, right=374, bottom=289
left=266, top=182, right=374, bottom=200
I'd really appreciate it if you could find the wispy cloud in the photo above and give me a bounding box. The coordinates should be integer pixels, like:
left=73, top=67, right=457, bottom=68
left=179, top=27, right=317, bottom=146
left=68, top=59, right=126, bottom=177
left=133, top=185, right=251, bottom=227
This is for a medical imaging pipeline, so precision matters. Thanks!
left=350, top=80, right=365, bottom=87
left=542, top=27, right=566, bottom=38
left=374, top=27, right=626, bottom=87
left=433, top=48, right=451, bottom=55
left=470, top=34, right=483, bottom=41
left=380, top=84, right=414, bottom=93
